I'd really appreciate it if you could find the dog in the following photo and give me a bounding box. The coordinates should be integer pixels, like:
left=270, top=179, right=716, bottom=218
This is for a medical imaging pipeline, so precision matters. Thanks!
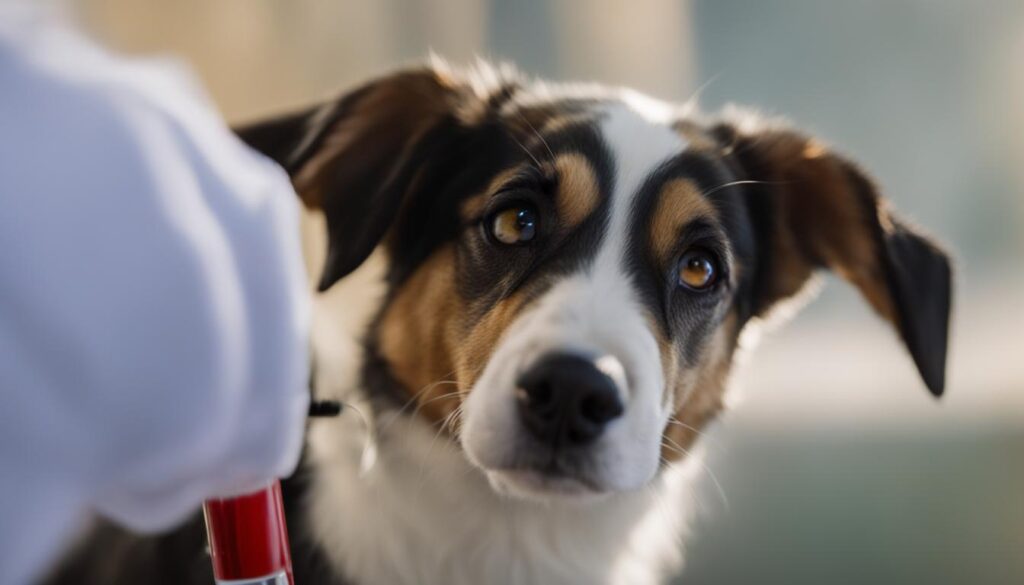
left=46, top=60, right=952, bottom=585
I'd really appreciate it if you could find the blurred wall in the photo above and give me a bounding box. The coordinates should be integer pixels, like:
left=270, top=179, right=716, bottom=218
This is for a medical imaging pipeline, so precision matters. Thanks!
left=76, top=0, right=694, bottom=121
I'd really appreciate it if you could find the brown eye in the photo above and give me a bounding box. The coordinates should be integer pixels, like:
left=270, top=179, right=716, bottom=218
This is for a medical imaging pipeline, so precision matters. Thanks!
left=490, top=205, right=538, bottom=245
left=677, top=249, right=718, bottom=290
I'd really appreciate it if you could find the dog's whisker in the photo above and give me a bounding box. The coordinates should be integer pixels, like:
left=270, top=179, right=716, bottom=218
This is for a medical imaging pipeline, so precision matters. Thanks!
left=340, top=400, right=370, bottom=433
left=699, top=179, right=785, bottom=198
left=412, top=404, right=466, bottom=497
left=660, top=440, right=686, bottom=459
left=665, top=417, right=722, bottom=451
left=403, top=373, right=458, bottom=407
left=506, top=129, right=546, bottom=172
left=339, top=401, right=381, bottom=475
left=408, top=388, right=463, bottom=419
left=407, top=371, right=457, bottom=400
left=647, top=466, right=693, bottom=529
left=661, top=437, right=730, bottom=512
left=439, top=403, right=465, bottom=435
left=661, top=435, right=690, bottom=454
left=513, top=105, right=556, bottom=167
left=423, top=405, right=464, bottom=460
left=680, top=71, right=722, bottom=113
left=380, top=373, right=458, bottom=432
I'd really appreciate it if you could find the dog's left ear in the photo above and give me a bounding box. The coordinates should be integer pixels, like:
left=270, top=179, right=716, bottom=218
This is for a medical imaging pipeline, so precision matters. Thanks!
left=235, top=68, right=470, bottom=291
left=714, top=121, right=953, bottom=397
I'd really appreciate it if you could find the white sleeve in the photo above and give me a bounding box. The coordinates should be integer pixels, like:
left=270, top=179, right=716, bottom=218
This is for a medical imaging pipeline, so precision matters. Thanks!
left=0, top=12, right=310, bottom=584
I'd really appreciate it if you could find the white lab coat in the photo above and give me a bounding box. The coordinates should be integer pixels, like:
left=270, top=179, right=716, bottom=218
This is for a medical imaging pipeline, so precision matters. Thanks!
left=0, top=6, right=310, bottom=584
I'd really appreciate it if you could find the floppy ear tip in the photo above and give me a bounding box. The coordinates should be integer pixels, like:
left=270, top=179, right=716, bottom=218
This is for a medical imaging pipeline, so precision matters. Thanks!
left=316, top=239, right=378, bottom=292
left=920, top=251, right=952, bottom=399
left=925, top=368, right=947, bottom=398
left=315, top=246, right=350, bottom=293
left=316, top=256, right=355, bottom=293
left=884, top=223, right=954, bottom=398
left=315, top=275, right=334, bottom=293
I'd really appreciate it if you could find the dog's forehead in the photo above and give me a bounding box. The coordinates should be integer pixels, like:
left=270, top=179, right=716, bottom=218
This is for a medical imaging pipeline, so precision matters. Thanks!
left=509, top=92, right=689, bottom=185
left=596, top=102, right=689, bottom=216
left=544, top=101, right=695, bottom=271
left=499, top=94, right=696, bottom=232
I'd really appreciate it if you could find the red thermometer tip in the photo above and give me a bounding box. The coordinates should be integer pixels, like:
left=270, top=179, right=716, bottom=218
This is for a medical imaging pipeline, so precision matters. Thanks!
left=203, top=481, right=294, bottom=585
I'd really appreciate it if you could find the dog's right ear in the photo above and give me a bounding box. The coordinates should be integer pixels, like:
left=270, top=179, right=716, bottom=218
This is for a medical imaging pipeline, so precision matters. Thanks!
left=235, top=68, right=467, bottom=291
left=710, top=119, right=953, bottom=397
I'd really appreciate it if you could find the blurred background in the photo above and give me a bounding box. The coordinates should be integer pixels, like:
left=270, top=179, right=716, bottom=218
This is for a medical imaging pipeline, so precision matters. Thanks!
left=75, top=1, right=1023, bottom=583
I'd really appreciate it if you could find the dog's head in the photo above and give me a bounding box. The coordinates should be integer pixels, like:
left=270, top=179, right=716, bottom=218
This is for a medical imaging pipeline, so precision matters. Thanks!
left=240, top=63, right=951, bottom=500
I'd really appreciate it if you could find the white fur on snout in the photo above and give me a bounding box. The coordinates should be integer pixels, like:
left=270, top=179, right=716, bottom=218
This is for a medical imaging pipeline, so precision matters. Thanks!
left=595, top=354, right=628, bottom=391
left=462, top=273, right=664, bottom=493
left=462, top=103, right=688, bottom=496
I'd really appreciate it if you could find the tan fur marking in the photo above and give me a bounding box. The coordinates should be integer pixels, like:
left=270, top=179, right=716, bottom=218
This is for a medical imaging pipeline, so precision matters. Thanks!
left=675, top=119, right=719, bottom=152
left=539, top=112, right=596, bottom=135
left=646, top=314, right=680, bottom=404
left=661, top=313, right=737, bottom=460
left=378, top=244, right=534, bottom=427
left=649, top=178, right=716, bottom=264
left=378, top=246, right=462, bottom=424
left=459, top=165, right=529, bottom=221
left=454, top=291, right=529, bottom=388
left=554, top=154, right=600, bottom=230
left=749, top=132, right=897, bottom=321
left=460, top=155, right=601, bottom=232
left=802, top=139, right=828, bottom=159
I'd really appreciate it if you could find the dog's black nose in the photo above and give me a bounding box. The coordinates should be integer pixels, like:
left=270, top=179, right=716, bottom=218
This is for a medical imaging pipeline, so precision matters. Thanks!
left=516, top=353, right=624, bottom=447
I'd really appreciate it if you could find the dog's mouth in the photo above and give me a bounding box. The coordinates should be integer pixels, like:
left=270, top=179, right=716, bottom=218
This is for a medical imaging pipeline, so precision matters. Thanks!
left=482, top=459, right=608, bottom=500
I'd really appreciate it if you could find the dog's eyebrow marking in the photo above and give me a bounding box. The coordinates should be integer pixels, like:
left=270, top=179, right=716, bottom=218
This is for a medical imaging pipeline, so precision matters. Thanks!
left=540, top=112, right=598, bottom=136
left=459, top=165, right=531, bottom=221
left=648, top=178, right=717, bottom=264
left=554, top=153, right=601, bottom=230
left=459, top=155, right=600, bottom=232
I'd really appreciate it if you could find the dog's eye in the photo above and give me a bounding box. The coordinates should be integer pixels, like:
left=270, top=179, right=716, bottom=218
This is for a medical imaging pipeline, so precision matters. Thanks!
left=677, top=249, right=718, bottom=291
left=490, top=205, right=538, bottom=245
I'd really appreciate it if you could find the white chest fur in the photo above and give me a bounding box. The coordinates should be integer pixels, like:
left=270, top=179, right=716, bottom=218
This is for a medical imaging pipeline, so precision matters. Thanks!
left=304, top=401, right=697, bottom=585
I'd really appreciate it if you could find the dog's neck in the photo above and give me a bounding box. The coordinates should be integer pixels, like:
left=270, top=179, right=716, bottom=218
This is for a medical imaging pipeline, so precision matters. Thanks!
left=304, top=395, right=694, bottom=585
left=301, top=238, right=695, bottom=585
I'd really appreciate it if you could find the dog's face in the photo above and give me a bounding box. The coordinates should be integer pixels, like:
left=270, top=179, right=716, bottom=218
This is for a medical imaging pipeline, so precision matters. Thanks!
left=240, top=64, right=951, bottom=500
